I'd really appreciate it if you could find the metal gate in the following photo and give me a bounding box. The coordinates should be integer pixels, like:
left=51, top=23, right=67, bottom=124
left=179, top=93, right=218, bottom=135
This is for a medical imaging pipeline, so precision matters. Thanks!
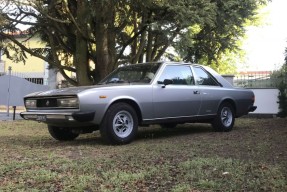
left=0, top=74, right=49, bottom=109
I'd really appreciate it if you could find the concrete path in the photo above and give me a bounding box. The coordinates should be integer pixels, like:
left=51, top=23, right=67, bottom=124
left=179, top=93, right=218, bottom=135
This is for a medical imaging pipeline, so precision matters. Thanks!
left=0, top=112, right=22, bottom=121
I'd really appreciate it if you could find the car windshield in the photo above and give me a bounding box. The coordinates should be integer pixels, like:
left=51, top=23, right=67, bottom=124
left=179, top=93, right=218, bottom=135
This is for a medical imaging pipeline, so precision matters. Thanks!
left=99, top=63, right=162, bottom=84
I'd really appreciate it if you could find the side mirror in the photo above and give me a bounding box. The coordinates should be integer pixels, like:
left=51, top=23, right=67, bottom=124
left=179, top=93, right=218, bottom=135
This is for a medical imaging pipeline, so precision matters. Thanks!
left=162, top=79, right=173, bottom=88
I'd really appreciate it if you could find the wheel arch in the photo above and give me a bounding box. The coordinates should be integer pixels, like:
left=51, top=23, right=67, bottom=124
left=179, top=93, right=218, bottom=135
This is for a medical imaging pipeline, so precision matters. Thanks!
left=109, top=99, right=143, bottom=124
left=219, top=98, right=237, bottom=115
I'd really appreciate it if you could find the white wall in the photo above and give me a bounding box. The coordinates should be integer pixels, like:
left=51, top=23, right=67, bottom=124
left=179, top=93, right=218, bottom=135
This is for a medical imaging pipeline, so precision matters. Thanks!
left=250, top=88, right=279, bottom=114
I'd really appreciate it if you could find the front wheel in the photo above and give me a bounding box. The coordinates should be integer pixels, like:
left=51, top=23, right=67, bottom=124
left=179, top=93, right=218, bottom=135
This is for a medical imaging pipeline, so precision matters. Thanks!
left=48, top=125, right=79, bottom=141
left=212, top=103, right=235, bottom=132
left=100, top=103, right=138, bottom=145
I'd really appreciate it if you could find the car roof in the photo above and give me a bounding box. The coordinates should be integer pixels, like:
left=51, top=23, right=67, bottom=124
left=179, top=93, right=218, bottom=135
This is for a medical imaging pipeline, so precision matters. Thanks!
left=152, top=62, right=234, bottom=88
left=121, top=61, right=234, bottom=88
left=133, top=61, right=202, bottom=67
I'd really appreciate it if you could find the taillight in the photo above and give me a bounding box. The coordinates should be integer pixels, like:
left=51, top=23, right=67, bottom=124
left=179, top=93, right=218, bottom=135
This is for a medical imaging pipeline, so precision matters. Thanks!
left=252, top=96, right=255, bottom=103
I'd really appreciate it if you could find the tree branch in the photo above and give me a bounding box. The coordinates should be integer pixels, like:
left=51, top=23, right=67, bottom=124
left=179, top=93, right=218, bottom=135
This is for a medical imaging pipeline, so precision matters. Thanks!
left=1, top=32, right=76, bottom=73
left=115, top=24, right=149, bottom=65
left=154, top=27, right=180, bottom=61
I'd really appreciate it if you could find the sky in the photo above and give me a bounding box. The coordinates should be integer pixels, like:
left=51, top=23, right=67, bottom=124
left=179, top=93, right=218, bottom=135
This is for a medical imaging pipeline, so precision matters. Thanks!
left=240, top=0, right=287, bottom=72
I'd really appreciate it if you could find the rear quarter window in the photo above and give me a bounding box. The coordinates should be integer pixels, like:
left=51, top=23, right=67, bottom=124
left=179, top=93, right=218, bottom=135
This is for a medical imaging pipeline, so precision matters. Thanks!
left=193, top=67, right=219, bottom=86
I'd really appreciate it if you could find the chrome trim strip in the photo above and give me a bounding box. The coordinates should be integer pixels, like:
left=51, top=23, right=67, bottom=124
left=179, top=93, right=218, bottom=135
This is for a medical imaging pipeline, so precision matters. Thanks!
left=142, top=114, right=217, bottom=121
left=25, top=95, right=78, bottom=100
left=20, top=112, right=75, bottom=121
left=21, top=112, right=73, bottom=116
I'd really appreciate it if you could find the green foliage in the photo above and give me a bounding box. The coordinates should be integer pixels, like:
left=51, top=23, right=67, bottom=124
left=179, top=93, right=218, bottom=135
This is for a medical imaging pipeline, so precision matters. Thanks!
left=277, top=82, right=287, bottom=117
left=274, top=48, right=287, bottom=117
left=0, top=0, right=268, bottom=84
left=175, top=0, right=268, bottom=74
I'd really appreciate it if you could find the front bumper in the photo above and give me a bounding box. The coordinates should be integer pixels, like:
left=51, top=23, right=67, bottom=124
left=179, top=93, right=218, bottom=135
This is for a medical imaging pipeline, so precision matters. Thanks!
left=20, top=111, right=96, bottom=124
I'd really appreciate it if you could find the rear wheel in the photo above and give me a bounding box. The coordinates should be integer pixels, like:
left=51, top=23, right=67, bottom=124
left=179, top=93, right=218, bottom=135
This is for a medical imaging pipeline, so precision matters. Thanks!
left=48, top=125, right=79, bottom=141
left=100, top=103, right=138, bottom=144
left=212, top=102, right=235, bottom=132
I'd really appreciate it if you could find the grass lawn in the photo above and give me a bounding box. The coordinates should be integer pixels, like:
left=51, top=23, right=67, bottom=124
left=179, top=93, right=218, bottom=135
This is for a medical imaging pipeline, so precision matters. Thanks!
left=0, top=118, right=286, bottom=191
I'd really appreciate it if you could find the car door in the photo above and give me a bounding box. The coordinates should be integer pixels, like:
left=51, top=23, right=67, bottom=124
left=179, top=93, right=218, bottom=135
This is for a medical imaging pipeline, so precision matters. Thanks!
left=152, top=65, right=202, bottom=119
left=192, top=66, right=223, bottom=115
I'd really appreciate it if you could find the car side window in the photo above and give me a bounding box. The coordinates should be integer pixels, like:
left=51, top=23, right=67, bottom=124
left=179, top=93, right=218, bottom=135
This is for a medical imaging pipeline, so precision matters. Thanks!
left=193, top=67, right=218, bottom=86
left=158, top=65, right=195, bottom=85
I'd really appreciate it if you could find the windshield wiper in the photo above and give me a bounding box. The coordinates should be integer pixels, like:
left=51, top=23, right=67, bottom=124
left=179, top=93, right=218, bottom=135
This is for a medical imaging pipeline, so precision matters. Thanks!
left=105, top=80, right=130, bottom=84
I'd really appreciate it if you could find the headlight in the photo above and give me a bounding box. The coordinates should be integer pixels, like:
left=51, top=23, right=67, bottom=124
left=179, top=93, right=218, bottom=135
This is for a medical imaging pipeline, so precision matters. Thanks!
left=57, top=97, right=79, bottom=108
left=25, top=99, right=37, bottom=108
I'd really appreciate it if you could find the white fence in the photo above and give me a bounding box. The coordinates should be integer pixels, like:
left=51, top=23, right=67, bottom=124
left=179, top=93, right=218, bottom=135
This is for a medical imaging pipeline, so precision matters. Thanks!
left=0, top=71, right=48, bottom=85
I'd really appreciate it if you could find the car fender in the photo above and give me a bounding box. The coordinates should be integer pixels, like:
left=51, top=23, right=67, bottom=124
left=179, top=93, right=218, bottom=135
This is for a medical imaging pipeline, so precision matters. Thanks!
left=107, top=95, right=142, bottom=112
left=106, top=95, right=143, bottom=120
left=217, top=97, right=237, bottom=114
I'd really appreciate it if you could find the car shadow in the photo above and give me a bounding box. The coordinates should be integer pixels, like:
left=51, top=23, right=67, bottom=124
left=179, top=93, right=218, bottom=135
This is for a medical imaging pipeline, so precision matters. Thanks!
left=70, top=123, right=214, bottom=145
left=3, top=123, right=214, bottom=148
left=79, top=123, right=212, bottom=144
left=136, top=123, right=213, bottom=141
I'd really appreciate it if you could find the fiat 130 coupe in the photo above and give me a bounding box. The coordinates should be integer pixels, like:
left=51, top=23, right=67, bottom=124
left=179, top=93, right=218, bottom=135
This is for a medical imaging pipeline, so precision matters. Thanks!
left=20, top=62, right=257, bottom=144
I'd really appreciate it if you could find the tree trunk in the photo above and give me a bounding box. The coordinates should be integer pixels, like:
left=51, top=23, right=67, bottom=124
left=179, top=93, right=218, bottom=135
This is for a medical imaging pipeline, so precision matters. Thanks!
left=107, top=10, right=116, bottom=73
left=95, top=25, right=109, bottom=82
left=74, top=1, right=92, bottom=86
left=146, top=28, right=153, bottom=62
left=94, top=2, right=116, bottom=82
left=131, top=11, right=138, bottom=64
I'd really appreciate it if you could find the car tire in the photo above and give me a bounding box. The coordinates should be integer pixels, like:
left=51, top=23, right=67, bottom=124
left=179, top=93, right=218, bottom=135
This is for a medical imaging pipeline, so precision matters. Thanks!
left=212, top=102, right=235, bottom=132
left=100, top=103, right=138, bottom=145
left=48, top=125, right=79, bottom=141
left=160, top=123, right=177, bottom=129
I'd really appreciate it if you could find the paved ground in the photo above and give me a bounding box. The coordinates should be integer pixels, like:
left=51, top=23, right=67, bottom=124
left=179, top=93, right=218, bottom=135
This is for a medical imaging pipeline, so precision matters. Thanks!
left=0, top=112, right=22, bottom=121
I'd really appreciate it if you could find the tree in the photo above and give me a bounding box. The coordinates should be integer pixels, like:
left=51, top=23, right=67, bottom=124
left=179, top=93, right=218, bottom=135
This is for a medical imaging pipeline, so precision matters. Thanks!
left=175, top=0, right=268, bottom=74
left=276, top=48, right=287, bottom=117
left=0, top=0, right=268, bottom=85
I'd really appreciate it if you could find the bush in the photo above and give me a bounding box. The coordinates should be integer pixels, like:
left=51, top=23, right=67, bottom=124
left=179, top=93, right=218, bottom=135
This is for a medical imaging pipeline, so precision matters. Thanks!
left=277, top=80, right=287, bottom=117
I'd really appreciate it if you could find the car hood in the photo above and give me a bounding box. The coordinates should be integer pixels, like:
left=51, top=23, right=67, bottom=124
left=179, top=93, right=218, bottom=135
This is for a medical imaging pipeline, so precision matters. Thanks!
left=24, top=83, right=136, bottom=98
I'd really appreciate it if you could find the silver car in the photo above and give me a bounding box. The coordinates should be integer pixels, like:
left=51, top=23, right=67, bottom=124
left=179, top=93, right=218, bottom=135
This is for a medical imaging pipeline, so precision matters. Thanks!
left=20, top=62, right=257, bottom=144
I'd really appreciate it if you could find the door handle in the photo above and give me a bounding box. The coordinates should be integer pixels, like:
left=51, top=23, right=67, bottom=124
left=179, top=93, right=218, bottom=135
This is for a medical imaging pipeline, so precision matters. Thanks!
left=193, top=90, right=200, bottom=94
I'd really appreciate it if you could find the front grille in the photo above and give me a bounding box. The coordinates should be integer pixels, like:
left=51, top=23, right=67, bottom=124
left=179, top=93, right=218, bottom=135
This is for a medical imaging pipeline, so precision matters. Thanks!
left=25, top=95, right=79, bottom=110
left=37, top=98, right=58, bottom=108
